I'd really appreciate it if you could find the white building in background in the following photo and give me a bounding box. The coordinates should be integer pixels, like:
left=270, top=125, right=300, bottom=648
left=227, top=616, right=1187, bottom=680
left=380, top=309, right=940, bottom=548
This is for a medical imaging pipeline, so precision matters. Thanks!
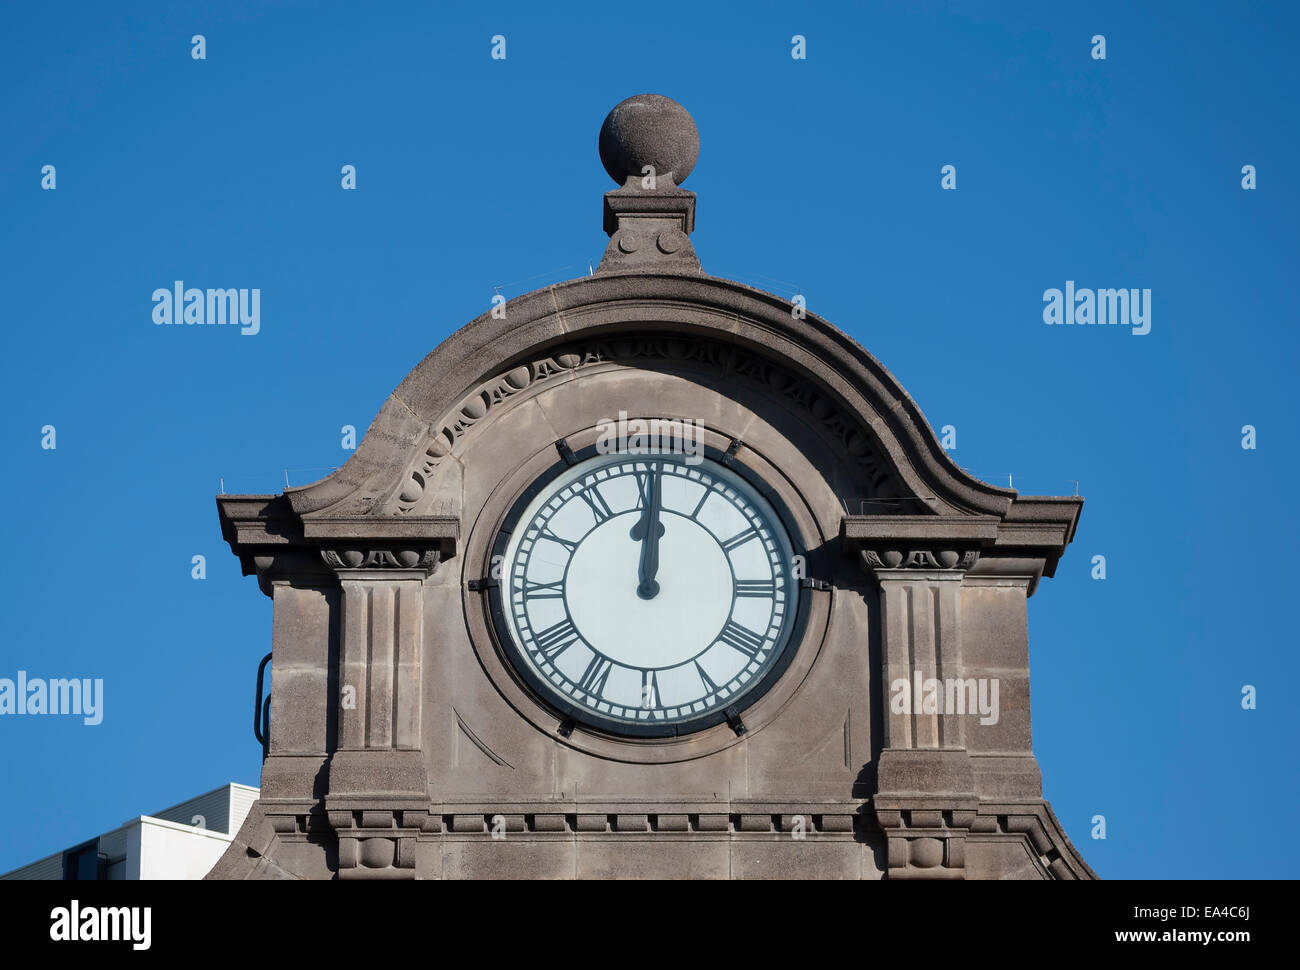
left=0, top=783, right=257, bottom=880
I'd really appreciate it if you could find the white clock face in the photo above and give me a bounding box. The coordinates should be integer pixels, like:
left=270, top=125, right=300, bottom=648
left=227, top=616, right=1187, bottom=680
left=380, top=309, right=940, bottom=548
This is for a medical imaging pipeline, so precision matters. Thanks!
left=495, top=451, right=799, bottom=735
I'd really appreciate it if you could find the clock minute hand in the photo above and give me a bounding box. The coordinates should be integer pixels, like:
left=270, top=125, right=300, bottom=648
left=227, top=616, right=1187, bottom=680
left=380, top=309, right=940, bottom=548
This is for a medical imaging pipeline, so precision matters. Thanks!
left=630, top=466, right=664, bottom=599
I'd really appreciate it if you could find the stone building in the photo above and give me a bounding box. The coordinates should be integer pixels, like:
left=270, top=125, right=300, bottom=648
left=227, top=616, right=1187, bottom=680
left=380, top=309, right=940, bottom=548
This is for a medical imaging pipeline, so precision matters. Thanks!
left=209, top=95, right=1095, bottom=880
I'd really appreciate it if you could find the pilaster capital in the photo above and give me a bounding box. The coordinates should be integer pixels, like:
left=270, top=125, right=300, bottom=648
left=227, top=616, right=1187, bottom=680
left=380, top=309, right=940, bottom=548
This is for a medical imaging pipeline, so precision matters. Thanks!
left=319, top=545, right=441, bottom=577
left=309, top=514, right=457, bottom=579
left=842, top=515, right=994, bottom=582
left=859, top=547, right=980, bottom=575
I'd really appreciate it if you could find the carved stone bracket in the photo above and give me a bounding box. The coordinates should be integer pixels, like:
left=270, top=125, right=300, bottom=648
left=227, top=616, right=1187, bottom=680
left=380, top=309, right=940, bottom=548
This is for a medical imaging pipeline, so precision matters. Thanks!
left=860, top=547, right=980, bottom=572
left=329, top=806, right=439, bottom=881
left=320, top=546, right=441, bottom=574
left=873, top=799, right=1096, bottom=880
left=843, top=513, right=995, bottom=579
left=875, top=800, right=976, bottom=880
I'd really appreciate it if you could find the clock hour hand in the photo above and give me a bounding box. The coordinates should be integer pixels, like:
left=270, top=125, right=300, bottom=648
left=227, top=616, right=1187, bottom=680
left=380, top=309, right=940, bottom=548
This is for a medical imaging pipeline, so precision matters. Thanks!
left=629, top=466, right=664, bottom=599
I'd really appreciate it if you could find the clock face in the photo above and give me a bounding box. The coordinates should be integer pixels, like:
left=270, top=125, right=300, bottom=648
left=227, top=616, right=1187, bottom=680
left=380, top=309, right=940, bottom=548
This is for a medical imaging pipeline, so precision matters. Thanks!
left=493, top=450, right=800, bottom=736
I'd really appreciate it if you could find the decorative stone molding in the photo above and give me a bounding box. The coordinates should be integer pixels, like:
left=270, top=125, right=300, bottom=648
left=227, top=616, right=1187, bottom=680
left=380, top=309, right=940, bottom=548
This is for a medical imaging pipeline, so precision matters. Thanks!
left=872, top=794, right=1097, bottom=880
left=319, top=546, right=441, bottom=574
left=841, top=509, right=1083, bottom=596
left=392, top=335, right=908, bottom=515
left=970, top=802, right=1096, bottom=880
left=875, top=802, right=976, bottom=880
left=263, top=807, right=330, bottom=837
left=214, top=498, right=459, bottom=596
left=329, top=808, right=437, bottom=881
left=843, top=514, right=994, bottom=578
left=860, top=548, right=980, bottom=572
left=225, top=801, right=1091, bottom=880
left=277, top=806, right=869, bottom=840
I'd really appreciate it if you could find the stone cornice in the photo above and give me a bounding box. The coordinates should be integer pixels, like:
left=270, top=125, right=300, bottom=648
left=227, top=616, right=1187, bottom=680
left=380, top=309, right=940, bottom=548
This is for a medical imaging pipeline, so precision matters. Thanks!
left=842, top=514, right=989, bottom=575
left=303, top=514, right=459, bottom=543
left=217, top=494, right=302, bottom=548
left=841, top=497, right=1082, bottom=589
left=250, top=796, right=1096, bottom=880
left=217, top=496, right=458, bottom=593
left=841, top=514, right=1001, bottom=544
left=996, top=497, right=1084, bottom=577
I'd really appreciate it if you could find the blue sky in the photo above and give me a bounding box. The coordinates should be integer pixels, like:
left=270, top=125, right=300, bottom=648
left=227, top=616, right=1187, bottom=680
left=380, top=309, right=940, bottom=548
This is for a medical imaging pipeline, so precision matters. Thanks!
left=2, top=1, right=1296, bottom=878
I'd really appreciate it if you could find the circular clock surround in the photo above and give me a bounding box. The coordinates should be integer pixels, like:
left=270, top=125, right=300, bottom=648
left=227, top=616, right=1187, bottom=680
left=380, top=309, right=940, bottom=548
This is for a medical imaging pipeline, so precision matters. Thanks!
left=484, top=438, right=814, bottom=740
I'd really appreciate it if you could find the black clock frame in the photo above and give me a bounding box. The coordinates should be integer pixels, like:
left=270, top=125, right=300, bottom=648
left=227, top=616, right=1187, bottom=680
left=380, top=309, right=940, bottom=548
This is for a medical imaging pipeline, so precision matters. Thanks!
left=485, top=435, right=814, bottom=740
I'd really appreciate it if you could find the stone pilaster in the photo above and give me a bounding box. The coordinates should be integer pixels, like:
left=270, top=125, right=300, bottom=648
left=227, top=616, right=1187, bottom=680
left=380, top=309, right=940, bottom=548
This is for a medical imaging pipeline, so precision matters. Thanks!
left=867, top=551, right=979, bottom=879
left=844, top=516, right=993, bottom=879
left=319, top=544, right=440, bottom=880
left=868, top=550, right=979, bottom=753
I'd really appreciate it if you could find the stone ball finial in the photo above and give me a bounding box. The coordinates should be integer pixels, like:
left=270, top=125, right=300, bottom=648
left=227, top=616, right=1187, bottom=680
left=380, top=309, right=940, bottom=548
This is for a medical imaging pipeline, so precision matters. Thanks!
left=598, top=94, right=699, bottom=187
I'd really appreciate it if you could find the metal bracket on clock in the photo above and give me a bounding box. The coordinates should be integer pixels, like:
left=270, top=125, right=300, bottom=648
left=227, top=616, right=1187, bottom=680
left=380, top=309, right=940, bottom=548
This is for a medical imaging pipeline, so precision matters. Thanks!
left=719, top=438, right=743, bottom=466
left=799, top=577, right=832, bottom=591
left=466, top=577, right=498, bottom=592
left=555, top=438, right=579, bottom=466
left=724, top=706, right=748, bottom=736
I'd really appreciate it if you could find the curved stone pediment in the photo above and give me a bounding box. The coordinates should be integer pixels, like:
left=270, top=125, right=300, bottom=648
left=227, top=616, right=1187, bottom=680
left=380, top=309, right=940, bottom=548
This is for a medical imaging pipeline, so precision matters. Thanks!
left=286, top=272, right=1017, bottom=525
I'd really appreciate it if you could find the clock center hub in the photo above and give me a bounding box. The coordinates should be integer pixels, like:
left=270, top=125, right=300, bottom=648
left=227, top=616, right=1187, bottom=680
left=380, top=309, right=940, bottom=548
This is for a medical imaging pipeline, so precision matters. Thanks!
left=566, top=511, right=732, bottom=669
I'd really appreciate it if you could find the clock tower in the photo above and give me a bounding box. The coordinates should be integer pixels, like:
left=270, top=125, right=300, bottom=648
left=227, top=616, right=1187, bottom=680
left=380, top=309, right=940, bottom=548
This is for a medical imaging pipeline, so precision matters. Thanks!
left=209, top=94, right=1096, bottom=880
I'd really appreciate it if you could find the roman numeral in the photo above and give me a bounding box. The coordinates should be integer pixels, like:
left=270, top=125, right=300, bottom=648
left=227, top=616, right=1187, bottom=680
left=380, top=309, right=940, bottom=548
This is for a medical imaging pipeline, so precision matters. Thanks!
left=535, top=619, right=580, bottom=657
left=578, top=485, right=613, bottom=523
left=578, top=656, right=613, bottom=696
left=695, top=661, right=719, bottom=694
left=641, top=670, right=659, bottom=708
left=721, top=527, right=759, bottom=552
left=689, top=486, right=712, bottom=519
left=718, top=620, right=766, bottom=657
left=735, top=579, right=776, bottom=597
left=540, top=529, right=577, bottom=553
left=521, top=580, right=565, bottom=600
